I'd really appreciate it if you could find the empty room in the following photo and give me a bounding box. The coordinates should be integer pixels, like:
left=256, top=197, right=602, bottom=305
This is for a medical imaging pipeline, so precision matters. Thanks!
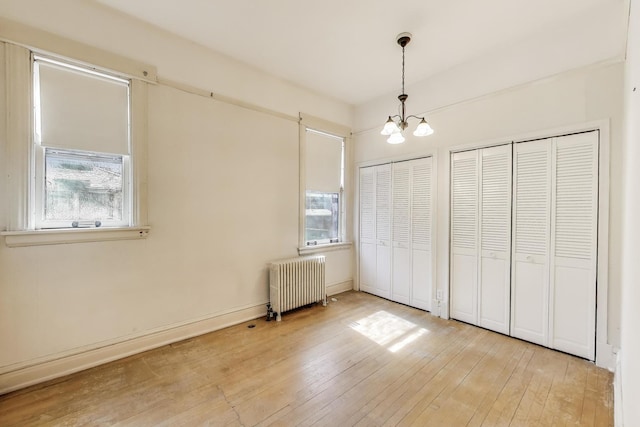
left=0, top=0, right=639, bottom=425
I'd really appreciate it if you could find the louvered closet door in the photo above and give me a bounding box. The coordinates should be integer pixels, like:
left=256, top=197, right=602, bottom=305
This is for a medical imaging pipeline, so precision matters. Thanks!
left=511, top=139, right=552, bottom=346
left=359, top=167, right=377, bottom=295
left=411, top=157, right=434, bottom=311
left=550, top=132, right=598, bottom=360
left=392, top=162, right=411, bottom=305
left=479, top=145, right=512, bottom=334
left=450, top=150, right=479, bottom=325
left=375, top=164, right=392, bottom=298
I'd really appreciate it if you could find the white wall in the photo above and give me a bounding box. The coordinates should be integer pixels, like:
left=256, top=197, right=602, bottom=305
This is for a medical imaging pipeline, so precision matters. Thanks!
left=0, top=1, right=353, bottom=391
left=620, top=0, right=640, bottom=424
left=0, top=0, right=353, bottom=126
left=0, top=43, right=5, bottom=231
left=354, top=1, right=626, bottom=133
left=354, top=61, right=624, bottom=353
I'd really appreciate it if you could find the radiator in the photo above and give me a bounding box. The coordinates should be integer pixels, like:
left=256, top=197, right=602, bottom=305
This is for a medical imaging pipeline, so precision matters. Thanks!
left=269, top=255, right=327, bottom=321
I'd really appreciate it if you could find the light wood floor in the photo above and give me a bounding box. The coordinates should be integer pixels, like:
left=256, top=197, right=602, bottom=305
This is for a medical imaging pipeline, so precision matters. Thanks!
left=0, top=291, right=613, bottom=426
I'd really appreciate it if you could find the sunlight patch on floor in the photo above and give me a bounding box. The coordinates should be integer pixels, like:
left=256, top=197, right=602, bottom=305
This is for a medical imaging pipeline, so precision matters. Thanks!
left=349, top=310, right=429, bottom=352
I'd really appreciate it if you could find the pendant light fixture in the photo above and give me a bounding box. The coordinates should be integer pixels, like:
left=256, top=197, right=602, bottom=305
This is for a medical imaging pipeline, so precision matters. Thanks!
left=380, top=32, right=434, bottom=144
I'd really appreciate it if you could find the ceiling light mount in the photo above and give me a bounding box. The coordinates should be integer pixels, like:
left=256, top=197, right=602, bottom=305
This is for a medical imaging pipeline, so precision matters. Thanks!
left=381, top=32, right=434, bottom=144
left=396, top=32, right=412, bottom=48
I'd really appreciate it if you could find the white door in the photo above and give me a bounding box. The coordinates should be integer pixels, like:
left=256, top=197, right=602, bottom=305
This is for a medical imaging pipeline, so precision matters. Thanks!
left=450, top=150, right=479, bottom=325
left=375, top=164, right=392, bottom=298
left=361, top=159, right=434, bottom=310
left=549, top=132, right=598, bottom=360
left=511, top=139, right=552, bottom=346
left=359, top=167, right=377, bottom=295
left=478, top=145, right=512, bottom=334
left=392, top=162, right=411, bottom=305
left=410, top=157, right=434, bottom=311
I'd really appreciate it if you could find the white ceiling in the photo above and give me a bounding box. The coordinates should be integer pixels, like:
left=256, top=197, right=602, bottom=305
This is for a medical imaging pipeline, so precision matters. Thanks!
left=94, top=0, right=625, bottom=106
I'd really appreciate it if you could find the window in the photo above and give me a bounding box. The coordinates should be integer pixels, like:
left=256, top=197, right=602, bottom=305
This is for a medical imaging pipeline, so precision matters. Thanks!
left=32, top=55, right=131, bottom=229
left=303, top=127, right=345, bottom=246
left=2, top=37, right=152, bottom=246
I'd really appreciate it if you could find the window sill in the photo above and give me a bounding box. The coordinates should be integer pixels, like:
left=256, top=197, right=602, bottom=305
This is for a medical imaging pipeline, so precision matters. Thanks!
left=1, top=226, right=150, bottom=248
left=298, top=241, right=352, bottom=255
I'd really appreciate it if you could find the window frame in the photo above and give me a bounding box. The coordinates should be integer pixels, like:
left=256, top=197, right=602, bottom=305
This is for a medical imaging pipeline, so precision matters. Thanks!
left=298, top=113, right=352, bottom=254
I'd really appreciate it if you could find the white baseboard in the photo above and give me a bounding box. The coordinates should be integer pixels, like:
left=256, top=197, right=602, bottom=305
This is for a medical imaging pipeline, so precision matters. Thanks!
left=1, top=280, right=354, bottom=395
left=327, top=280, right=353, bottom=296
left=439, top=300, right=450, bottom=319
left=596, top=342, right=616, bottom=371
left=0, top=303, right=266, bottom=395
left=614, top=350, right=623, bottom=427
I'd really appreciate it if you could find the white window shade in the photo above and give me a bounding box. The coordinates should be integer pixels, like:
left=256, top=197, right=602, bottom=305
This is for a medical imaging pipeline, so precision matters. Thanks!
left=35, top=59, right=130, bottom=155
left=305, top=130, right=343, bottom=193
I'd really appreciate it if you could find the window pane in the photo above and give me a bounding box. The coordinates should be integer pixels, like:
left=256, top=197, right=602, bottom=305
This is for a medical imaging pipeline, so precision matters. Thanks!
left=45, top=149, right=124, bottom=222
left=305, top=191, right=339, bottom=244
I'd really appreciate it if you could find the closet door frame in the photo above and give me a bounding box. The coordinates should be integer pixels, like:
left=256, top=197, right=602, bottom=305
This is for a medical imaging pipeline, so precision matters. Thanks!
left=443, top=119, right=611, bottom=368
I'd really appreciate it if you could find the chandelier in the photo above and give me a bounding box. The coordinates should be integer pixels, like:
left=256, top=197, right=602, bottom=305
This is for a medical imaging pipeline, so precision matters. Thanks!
left=380, top=32, right=434, bottom=144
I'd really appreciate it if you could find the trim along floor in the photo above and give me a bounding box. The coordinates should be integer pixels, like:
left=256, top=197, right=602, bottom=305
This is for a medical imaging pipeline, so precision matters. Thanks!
left=0, top=291, right=613, bottom=426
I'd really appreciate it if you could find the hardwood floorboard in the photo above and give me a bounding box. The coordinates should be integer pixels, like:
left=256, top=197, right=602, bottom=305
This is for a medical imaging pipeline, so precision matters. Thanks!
left=374, top=324, right=483, bottom=426
left=404, top=329, right=513, bottom=426
left=351, top=318, right=476, bottom=426
left=489, top=346, right=538, bottom=426
left=0, top=291, right=613, bottom=426
left=466, top=335, right=527, bottom=426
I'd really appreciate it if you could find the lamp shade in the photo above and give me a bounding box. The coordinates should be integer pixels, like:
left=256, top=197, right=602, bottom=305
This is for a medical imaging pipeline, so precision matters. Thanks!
left=387, top=132, right=405, bottom=144
left=413, top=119, right=434, bottom=137
left=381, top=117, right=401, bottom=136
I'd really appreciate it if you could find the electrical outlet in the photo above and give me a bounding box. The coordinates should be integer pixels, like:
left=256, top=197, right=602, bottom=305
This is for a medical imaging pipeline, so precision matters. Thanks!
left=436, top=290, right=443, bottom=300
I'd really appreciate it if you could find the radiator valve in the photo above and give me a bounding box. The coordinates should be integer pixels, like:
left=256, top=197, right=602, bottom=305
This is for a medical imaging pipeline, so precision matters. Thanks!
left=266, top=303, right=275, bottom=321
